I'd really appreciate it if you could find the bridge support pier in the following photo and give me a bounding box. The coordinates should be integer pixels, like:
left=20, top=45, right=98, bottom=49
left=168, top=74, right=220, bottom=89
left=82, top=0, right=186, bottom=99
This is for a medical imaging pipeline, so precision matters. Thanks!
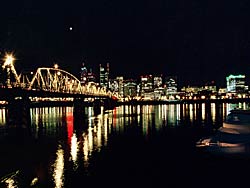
left=103, top=98, right=117, bottom=111
left=6, top=97, right=31, bottom=137
left=73, top=98, right=86, bottom=113
left=93, top=99, right=103, bottom=116
left=73, top=98, right=88, bottom=130
left=93, top=98, right=117, bottom=115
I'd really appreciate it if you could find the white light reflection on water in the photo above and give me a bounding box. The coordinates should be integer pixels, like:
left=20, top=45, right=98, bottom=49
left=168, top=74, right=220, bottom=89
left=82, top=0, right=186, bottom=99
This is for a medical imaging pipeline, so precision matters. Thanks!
left=154, top=105, right=162, bottom=131
left=4, top=102, right=250, bottom=187
left=103, top=113, right=109, bottom=146
left=111, top=106, right=124, bottom=133
left=0, top=108, right=6, bottom=126
left=189, top=104, right=194, bottom=122
left=53, top=146, right=64, bottom=188
left=81, top=109, right=110, bottom=168
left=176, top=104, right=181, bottom=122
left=136, top=105, right=141, bottom=125
left=166, top=104, right=181, bottom=126
left=222, top=103, right=227, bottom=119
left=211, top=103, right=216, bottom=122
left=112, top=107, right=117, bottom=129
left=70, top=133, right=78, bottom=169
left=162, top=104, right=167, bottom=125
left=142, top=105, right=152, bottom=136
left=81, top=116, right=95, bottom=169
left=83, top=132, right=90, bottom=168
left=88, top=126, right=94, bottom=153
left=224, top=103, right=245, bottom=117
left=194, top=103, right=197, bottom=121
left=0, top=108, right=7, bottom=137
left=182, top=103, right=190, bottom=122
left=30, top=107, right=67, bottom=137
left=124, top=105, right=130, bottom=125
left=201, top=103, right=206, bottom=122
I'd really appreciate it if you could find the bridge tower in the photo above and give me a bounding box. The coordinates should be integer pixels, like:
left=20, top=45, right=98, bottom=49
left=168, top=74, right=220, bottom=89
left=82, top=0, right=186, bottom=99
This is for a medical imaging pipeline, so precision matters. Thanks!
left=2, top=53, right=20, bottom=87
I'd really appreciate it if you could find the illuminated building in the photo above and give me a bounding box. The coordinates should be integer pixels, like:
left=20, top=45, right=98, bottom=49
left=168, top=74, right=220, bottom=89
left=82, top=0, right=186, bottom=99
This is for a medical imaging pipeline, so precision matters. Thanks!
left=226, top=74, right=247, bottom=93
left=117, top=76, right=124, bottom=98
left=140, top=75, right=153, bottom=95
left=123, top=79, right=137, bottom=98
left=218, top=88, right=227, bottom=94
left=165, top=76, right=178, bottom=95
left=204, top=81, right=217, bottom=93
left=99, top=63, right=109, bottom=88
left=109, top=79, right=119, bottom=93
left=181, top=86, right=199, bottom=94
left=80, top=64, right=96, bottom=85
left=80, top=63, right=88, bottom=85
left=109, top=76, right=125, bottom=97
left=153, top=75, right=164, bottom=100
left=86, top=69, right=96, bottom=83
left=153, top=76, right=163, bottom=88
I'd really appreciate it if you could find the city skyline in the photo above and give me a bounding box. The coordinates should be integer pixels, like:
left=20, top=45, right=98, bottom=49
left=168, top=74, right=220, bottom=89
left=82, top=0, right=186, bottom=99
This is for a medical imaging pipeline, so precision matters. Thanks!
left=1, top=1, right=250, bottom=87
left=0, top=52, right=249, bottom=89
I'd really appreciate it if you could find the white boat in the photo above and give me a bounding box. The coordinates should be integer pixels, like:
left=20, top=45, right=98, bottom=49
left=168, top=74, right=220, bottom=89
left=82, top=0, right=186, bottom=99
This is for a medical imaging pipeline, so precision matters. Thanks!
left=196, top=109, right=250, bottom=156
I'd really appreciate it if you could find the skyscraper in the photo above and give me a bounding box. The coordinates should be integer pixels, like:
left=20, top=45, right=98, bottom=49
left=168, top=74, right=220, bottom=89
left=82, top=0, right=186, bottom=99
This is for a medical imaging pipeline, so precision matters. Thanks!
left=80, top=63, right=96, bottom=85
left=80, top=63, right=88, bottom=85
left=99, top=63, right=109, bottom=88
left=165, top=76, right=178, bottom=95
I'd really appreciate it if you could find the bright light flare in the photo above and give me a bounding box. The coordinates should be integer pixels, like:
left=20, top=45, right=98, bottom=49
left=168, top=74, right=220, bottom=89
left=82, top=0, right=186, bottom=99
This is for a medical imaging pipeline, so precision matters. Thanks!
left=54, top=64, right=59, bottom=69
left=3, top=53, right=15, bottom=67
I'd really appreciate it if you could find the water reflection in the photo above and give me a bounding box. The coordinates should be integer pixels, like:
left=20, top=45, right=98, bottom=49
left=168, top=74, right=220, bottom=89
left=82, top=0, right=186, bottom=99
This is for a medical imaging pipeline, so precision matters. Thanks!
left=0, top=102, right=250, bottom=187
left=70, top=133, right=78, bottom=169
left=211, top=103, right=216, bottom=122
left=0, top=108, right=6, bottom=126
left=0, top=108, right=7, bottom=137
left=53, top=145, right=64, bottom=188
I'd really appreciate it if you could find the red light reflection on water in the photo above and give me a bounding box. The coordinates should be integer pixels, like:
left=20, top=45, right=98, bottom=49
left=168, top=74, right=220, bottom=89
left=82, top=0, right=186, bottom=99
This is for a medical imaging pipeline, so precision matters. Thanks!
left=66, top=111, right=73, bottom=145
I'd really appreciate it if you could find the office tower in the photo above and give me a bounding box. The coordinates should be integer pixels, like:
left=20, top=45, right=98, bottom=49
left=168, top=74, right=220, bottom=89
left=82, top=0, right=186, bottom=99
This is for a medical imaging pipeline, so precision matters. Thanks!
left=80, top=63, right=88, bottom=85
left=226, top=74, right=246, bottom=93
left=165, top=76, right=178, bottom=95
left=99, top=63, right=109, bottom=88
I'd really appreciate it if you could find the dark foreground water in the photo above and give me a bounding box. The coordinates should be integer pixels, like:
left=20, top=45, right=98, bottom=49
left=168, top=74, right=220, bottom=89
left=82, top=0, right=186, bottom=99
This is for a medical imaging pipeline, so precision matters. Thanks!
left=0, top=102, right=250, bottom=188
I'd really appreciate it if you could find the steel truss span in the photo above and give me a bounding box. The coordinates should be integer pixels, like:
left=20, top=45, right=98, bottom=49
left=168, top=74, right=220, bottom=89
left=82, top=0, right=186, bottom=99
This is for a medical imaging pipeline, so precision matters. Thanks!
left=16, top=67, right=116, bottom=98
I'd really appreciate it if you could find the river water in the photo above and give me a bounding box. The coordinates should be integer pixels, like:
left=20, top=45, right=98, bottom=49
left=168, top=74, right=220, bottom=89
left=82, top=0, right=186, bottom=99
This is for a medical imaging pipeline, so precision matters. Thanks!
left=0, top=102, right=250, bottom=188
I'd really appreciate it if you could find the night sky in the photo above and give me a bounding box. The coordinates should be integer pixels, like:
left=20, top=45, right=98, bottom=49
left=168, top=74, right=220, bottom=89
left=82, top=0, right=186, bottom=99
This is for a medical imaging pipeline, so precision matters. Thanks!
left=1, top=0, right=250, bottom=87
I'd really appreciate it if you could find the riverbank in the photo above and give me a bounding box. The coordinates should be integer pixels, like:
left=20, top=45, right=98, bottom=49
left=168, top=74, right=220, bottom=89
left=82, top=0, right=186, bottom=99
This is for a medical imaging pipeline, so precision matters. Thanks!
left=117, top=98, right=250, bottom=105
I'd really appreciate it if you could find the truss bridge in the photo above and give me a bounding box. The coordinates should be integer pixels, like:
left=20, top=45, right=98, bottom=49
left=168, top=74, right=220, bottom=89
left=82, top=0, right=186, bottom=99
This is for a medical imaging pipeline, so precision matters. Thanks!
left=0, top=61, right=119, bottom=102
